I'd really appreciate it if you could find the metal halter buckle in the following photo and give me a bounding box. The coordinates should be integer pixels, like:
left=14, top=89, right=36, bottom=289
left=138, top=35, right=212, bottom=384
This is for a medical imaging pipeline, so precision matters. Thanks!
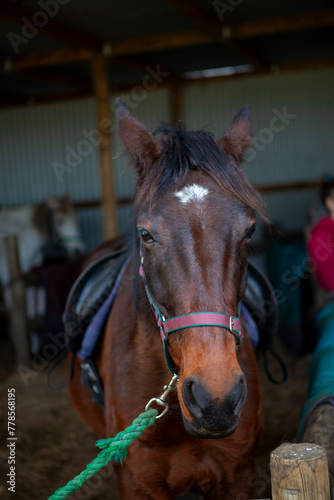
left=145, top=374, right=179, bottom=419
left=229, top=316, right=235, bottom=333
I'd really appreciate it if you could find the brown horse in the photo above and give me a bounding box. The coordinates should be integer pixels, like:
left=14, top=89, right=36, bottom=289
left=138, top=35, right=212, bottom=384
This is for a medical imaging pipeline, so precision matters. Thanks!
left=69, top=99, right=264, bottom=499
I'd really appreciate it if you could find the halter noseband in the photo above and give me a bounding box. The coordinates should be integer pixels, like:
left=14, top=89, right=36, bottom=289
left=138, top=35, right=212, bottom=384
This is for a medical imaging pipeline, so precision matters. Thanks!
left=139, top=251, right=243, bottom=375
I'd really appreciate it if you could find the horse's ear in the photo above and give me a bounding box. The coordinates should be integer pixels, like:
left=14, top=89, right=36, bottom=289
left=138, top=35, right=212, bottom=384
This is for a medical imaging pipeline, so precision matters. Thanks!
left=217, top=106, right=253, bottom=165
left=45, top=196, right=58, bottom=210
left=116, top=98, right=161, bottom=180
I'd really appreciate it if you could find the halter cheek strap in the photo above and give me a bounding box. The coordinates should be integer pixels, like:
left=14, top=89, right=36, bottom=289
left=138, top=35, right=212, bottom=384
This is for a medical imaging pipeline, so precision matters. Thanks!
left=139, top=252, right=243, bottom=375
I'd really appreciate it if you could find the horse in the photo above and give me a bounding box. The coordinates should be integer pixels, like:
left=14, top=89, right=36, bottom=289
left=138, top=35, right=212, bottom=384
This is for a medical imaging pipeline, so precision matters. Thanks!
left=0, top=195, right=85, bottom=287
left=68, top=99, right=264, bottom=499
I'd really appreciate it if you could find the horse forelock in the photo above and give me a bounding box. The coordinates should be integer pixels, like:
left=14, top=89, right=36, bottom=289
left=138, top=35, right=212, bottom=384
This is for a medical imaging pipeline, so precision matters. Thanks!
left=135, top=124, right=265, bottom=220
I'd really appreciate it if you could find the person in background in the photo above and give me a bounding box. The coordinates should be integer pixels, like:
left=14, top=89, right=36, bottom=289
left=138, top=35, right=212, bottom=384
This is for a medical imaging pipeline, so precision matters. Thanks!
left=300, top=176, right=334, bottom=446
left=307, top=175, right=334, bottom=293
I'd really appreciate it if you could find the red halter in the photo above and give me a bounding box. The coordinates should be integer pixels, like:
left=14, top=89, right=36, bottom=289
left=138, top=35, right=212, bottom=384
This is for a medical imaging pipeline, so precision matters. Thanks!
left=139, top=251, right=243, bottom=375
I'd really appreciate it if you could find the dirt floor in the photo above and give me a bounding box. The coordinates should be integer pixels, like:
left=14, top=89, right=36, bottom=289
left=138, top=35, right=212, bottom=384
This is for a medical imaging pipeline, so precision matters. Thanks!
left=0, top=337, right=312, bottom=500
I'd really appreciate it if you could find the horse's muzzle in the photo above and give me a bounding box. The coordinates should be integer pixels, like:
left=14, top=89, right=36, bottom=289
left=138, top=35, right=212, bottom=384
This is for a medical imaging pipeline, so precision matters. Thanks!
left=181, top=374, right=247, bottom=438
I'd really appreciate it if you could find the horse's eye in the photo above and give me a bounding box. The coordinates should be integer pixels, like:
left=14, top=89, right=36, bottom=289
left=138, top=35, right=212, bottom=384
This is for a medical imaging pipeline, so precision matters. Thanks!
left=140, top=230, right=154, bottom=244
left=244, top=223, right=256, bottom=241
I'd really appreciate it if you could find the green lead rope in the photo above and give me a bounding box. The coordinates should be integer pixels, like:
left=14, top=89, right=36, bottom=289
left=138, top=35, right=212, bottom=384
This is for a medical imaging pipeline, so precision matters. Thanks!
left=49, top=408, right=158, bottom=500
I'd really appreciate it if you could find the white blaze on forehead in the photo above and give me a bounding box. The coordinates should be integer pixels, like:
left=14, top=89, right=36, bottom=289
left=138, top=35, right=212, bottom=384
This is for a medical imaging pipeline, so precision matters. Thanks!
left=175, top=184, right=209, bottom=205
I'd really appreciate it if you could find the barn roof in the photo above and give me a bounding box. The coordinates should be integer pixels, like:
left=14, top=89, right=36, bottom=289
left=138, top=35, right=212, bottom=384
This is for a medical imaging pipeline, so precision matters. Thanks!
left=0, top=0, right=333, bottom=106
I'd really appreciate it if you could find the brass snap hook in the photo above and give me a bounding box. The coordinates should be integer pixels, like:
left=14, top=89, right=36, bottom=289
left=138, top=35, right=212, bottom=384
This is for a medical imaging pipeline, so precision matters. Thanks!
left=145, top=374, right=179, bottom=419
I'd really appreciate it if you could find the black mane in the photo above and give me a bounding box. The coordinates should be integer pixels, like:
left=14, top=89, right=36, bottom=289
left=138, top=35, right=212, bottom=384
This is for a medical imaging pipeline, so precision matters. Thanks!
left=145, top=123, right=265, bottom=218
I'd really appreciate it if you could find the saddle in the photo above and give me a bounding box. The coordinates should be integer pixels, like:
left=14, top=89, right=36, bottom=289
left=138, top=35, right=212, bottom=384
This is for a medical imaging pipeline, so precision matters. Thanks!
left=64, top=246, right=131, bottom=355
left=64, top=250, right=278, bottom=355
left=61, top=249, right=284, bottom=412
left=244, top=261, right=287, bottom=384
left=244, top=260, right=278, bottom=351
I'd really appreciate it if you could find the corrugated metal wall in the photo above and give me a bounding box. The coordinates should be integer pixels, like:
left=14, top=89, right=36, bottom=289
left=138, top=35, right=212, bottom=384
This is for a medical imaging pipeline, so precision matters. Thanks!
left=183, top=67, right=334, bottom=233
left=0, top=88, right=170, bottom=251
left=0, top=98, right=103, bottom=251
left=111, top=87, right=171, bottom=234
left=1, top=68, right=333, bottom=251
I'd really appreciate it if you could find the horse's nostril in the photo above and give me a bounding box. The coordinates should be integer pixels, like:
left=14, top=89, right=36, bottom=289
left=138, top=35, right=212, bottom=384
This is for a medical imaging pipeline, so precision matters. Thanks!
left=182, top=374, right=247, bottom=425
left=233, top=374, right=247, bottom=414
left=182, top=377, right=204, bottom=419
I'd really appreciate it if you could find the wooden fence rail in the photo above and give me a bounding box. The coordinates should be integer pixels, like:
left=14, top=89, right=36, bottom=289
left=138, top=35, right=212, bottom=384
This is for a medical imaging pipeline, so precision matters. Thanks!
left=271, top=442, right=330, bottom=499
left=3, top=234, right=30, bottom=365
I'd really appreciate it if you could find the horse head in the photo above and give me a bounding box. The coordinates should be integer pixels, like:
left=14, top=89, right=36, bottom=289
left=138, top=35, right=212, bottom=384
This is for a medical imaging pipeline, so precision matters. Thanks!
left=117, top=99, right=264, bottom=439
left=46, top=195, right=86, bottom=257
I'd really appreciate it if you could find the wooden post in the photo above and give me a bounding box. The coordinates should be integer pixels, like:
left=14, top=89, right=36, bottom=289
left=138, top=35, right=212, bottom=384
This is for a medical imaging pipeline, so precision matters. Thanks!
left=91, top=54, right=118, bottom=240
left=3, top=235, right=30, bottom=365
left=270, top=442, right=330, bottom=499
left=302, top=404, right=334, bottom=497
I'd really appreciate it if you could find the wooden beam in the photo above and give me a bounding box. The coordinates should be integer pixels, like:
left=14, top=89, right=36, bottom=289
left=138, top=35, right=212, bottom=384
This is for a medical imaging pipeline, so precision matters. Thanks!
left=163, top=0, right=270, bottom=70
left=109, top=30, right=219, bottom=57
left=2, top=47, right=333, bottom=110
left=2, top=8, right=334, bottom=72
left=114, top=55, right=180, bottom=82
left=2, top=52, right=333, bottom=110
left=109, top=8, right=334, bottom=55
left=2, top=30, right=219, bottom=71
left=163, top=0, right=221, bottom=34
left=1, top=2, right=102, bottom=51
left=0, top=94, right=27, bottom=108
left=223, top=8, right=334, bottom=40
left=3, top=234, right=30, bottom=365
left=15, top=68, right=91, bottom=92
left=278, top=56, right=334, bottom=73
left=181, top=56, right=334, bottom=88
left=91, top=54, right=118, bottom=240
left=227, top=39, right=270, bottom=70
left=0, top=90, right=91, bottom=109
left=2, top=48, right=94, bottom=71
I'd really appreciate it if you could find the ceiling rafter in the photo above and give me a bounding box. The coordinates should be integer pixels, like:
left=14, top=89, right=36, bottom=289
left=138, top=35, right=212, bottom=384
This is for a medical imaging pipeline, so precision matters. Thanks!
left=0, top=55, right=333, bottom=110
left=1, top=8, right=333, bottom=73
left=1, top=1, right=174, bottom=81
left=108, top=30, right=217, bottom=56
left=163, top=0, right=269, bottom=69
left=222, top=8, right=334, bottom=39
left=163, top=0, right=221, bottom=34
left=1, top=1, right=102, bottom=51
left=14, top=67, right=91, bottom=92
left=1, top=48, right=94, bottom=71
left=114, top=55, right=180, bottom=83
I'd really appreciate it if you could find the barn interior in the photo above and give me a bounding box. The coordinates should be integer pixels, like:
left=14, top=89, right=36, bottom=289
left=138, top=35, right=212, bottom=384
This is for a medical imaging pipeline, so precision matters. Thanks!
left=0, top=1, right=334, bottom=499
